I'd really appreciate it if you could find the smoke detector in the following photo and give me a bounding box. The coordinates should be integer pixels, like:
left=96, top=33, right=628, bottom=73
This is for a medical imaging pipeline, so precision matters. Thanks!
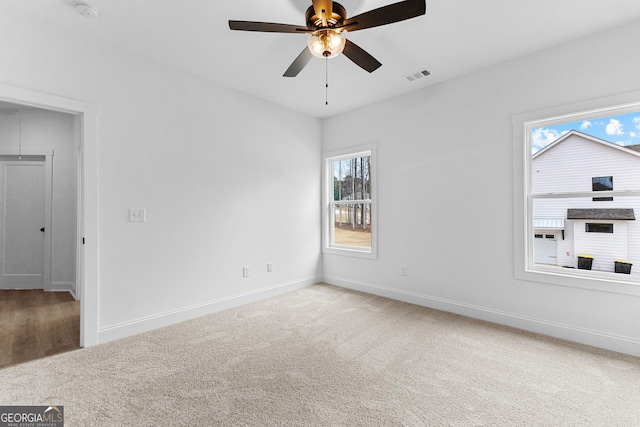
left=75, top=3, right=99, bottom=18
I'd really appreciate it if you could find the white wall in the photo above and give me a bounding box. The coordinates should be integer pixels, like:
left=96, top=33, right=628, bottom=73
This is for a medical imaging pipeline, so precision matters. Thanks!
left=0, top=9, right=322, bottom=342
left=322, top=22, right=640, bottom=356
left=0, top=109, right=77, bottom=292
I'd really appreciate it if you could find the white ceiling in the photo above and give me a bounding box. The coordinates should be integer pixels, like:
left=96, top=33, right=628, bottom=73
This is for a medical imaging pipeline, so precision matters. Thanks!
left=5, top=0, right=640, bottom=118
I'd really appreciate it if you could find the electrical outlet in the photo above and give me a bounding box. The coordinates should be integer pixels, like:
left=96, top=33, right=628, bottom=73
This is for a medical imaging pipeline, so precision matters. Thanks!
left=242, top=266, right=251, bottom=277
left=400, top=265, right=408, bottom=276
left=129, top=208, right=145, bottom=222
left=267, top=263, right=273, bottom=273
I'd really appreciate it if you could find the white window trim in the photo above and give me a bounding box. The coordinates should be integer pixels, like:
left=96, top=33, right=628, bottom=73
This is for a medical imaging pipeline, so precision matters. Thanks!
left=322, top=144, right=378, bottom=259
left=512, top=91, right=640, bottom=296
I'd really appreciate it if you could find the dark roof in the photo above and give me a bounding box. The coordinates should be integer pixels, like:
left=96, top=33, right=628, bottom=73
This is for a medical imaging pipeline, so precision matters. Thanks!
left=626, top=144, right=640, bottom=153
left=567, top=208, right=636, bottom=220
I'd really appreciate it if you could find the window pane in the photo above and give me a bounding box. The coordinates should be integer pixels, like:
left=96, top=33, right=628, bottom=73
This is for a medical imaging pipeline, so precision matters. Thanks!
left=333, top=203, right=372, bottom=248
left=585, top=223, right=614, bottom=233
left=592, top=176, right=613, bottom=191
left=530, top=110, right=640, bottom=276
left=592, top=176, right=613, bottom=201
left=532, top=195, right=639, bottom=272
left=331, top=154, right=372, bottom=249
left=333, top=156, right=371, bottom=202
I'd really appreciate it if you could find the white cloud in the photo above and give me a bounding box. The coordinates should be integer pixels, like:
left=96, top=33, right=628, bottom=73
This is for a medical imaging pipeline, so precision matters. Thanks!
left=580, top=120, right=592, bottom=130
left=531, top=128, right=568, bottom=153
left=605, top=118, right=624, bottom=136
left=629, top=117, right=640, bottom=139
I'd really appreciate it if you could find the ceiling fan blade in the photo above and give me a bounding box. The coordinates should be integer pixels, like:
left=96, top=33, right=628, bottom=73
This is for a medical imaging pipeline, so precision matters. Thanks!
left=283, top=47, right=314, bottom=77
left=341, top=0, right=425, bottom=32
left=342, top=39, right=382, bottom=73
left=229, top=20, right=311, bottom=33
left=312, top=0, right=333, bottom=25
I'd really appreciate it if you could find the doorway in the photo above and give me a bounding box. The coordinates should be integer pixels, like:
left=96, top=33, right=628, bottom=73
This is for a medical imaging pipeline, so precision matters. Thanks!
left=0, top=107, right=77, bottom=366
left=0, top=84, right=98, bottom=348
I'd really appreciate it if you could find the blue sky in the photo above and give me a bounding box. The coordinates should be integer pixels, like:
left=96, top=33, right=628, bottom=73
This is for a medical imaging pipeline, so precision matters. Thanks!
left=531, top=111, right=640, bottom=153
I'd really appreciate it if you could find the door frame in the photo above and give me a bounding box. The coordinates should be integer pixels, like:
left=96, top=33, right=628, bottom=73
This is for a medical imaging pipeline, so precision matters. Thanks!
left=0, top=84, right=99, bottom=347
left=0, top=151, right=53, bottom=290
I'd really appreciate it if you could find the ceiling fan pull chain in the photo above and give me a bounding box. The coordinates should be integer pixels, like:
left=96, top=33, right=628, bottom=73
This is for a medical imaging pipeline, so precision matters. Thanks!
left=18, top=108, right=23, bottom=159
left=325, top=56, right=329, bottom=106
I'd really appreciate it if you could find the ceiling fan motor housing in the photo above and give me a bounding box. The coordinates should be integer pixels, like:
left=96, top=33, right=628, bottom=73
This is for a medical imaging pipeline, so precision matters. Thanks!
left=305, top=2, right=347, bottom=29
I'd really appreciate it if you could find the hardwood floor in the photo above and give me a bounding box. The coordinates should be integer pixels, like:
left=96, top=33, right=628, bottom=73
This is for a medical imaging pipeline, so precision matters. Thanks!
left=0, top=290, right=80, bottom=369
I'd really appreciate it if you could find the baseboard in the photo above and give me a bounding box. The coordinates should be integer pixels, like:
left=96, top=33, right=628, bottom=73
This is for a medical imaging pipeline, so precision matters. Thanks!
left=2, top=281, right=76, bottom=294
left=323, top=276, right=640, bottom=357
left=97, top=277, right=319, bottom=344
left=50, top=281, right=76, bottom=297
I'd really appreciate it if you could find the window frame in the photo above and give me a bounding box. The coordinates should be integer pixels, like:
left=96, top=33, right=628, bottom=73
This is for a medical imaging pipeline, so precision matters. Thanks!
left=592, top=176, right=613, bottom=201
left=512, top=91, right=640, bottom=296
left=585, top=223, right=614, bottom=233
left=322, top=144, right=378, bottom=259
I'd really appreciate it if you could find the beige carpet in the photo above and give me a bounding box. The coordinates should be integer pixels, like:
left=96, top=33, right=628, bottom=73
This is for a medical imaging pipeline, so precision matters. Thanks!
left=1, top=284, right=639, bottom=426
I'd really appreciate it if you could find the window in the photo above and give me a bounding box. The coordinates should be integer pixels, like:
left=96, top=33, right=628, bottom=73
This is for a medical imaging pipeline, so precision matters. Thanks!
left=585, top=223, right=614, bottom=233
left=322, top=145, right=377, bottom=259
left=513, top=91, right=640, bottom=295
left=592, top=176, right=613, bottom=201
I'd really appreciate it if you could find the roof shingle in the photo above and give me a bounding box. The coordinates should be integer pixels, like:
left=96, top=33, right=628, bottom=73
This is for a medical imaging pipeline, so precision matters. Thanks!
left=567, top=208, right=635, bottom=220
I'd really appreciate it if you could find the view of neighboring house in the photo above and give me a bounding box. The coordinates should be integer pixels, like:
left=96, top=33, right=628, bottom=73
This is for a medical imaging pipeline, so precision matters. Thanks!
left=532, top=130, right=640, bottom=275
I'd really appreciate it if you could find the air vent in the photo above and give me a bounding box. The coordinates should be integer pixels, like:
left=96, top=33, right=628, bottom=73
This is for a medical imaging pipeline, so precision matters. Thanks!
left=404, top=69, right=431, bottom=82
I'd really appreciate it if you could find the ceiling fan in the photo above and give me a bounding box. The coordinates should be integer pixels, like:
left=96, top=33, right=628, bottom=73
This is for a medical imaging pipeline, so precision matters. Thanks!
left=229, top=0, right=426, bottom=77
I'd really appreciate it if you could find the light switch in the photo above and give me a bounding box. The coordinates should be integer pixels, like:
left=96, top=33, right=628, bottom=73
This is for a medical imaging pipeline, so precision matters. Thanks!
left=129, top=208, right=146, bottom=222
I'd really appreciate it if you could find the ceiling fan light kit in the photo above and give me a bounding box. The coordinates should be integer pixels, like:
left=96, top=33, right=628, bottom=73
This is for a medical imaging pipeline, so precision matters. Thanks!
left=229, top=0, right=426, bottom=77
left=308, top=29, right=346, bottom=58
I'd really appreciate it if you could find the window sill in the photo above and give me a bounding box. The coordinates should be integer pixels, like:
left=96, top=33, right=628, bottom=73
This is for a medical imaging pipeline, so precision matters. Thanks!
left=323, top=246, right=377, bottom=260
left=517, top=264, right=640, bottom=296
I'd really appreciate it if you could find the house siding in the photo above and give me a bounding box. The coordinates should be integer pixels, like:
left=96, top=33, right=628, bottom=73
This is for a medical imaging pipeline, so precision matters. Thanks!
left=574, top=221, right=627, bottom=271
left=533, top=134, right=640, bottom=194
left=532, top=132, right=640, bottom=274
